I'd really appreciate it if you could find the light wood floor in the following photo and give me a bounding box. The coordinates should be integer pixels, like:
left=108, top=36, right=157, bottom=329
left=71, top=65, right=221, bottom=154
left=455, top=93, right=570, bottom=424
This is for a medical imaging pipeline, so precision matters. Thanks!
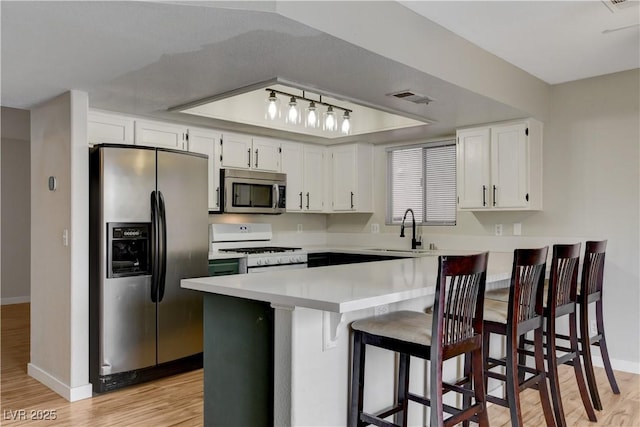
left=1, top=303, right=638, bottom=426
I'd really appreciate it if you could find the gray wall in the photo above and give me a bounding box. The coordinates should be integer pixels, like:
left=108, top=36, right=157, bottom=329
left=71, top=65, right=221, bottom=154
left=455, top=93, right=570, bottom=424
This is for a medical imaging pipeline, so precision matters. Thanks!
left=1, top=107, right=31, bottom=304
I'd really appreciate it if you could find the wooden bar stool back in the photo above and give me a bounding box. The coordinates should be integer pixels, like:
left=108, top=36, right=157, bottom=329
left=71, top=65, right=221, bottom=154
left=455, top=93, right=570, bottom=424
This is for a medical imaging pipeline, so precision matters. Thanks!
left=482, top=247, right=555, bottom=427
left=349, top=253, right=489, bottom=427
left=543, top=243, right=597, bottom=427
left=577, top=240, right=620, bottom=410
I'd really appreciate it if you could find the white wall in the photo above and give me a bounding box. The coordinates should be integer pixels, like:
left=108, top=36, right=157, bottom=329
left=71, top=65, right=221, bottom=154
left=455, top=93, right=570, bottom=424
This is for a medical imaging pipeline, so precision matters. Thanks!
left=29, top=91, right=92, bottom=401
left=1, top=107, right=31, bottom=304
left=327, top=69, right=640, bottom=371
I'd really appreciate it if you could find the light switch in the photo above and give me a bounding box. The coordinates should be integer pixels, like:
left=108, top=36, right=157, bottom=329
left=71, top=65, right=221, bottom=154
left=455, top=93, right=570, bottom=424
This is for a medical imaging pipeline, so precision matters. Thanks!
left=513, top=223, right=522, bottom=236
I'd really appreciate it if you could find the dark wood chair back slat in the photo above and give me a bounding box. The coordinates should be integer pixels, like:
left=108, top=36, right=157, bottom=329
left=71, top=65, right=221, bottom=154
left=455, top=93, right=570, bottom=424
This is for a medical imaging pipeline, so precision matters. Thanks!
left=511, top=247, right=548, bottom=323
left=582, top=240, right=607, bottom=297
left=549, top=243, right=581, bottom=309
left=434, top=253, right=489, bottom=348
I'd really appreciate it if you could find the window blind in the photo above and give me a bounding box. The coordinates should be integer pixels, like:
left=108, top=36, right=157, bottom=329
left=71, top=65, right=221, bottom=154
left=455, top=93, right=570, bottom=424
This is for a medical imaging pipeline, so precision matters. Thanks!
left=387, top=141, right=456, bottom=225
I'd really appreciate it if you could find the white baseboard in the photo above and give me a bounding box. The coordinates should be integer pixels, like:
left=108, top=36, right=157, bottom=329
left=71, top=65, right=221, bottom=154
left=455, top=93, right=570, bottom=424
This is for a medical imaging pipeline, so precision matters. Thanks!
left=27, top=363, right=93, bottom=402
left=590, top=354, right=640, bottom=375
left=1, top=296, right=30, bottom=305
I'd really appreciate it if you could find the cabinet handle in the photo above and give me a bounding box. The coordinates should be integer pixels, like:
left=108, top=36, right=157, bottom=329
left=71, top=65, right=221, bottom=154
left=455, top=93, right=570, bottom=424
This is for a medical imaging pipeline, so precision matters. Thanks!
left=255, top=149, right=259, bottom=168
left=492, top=185, right=497, bottom=207
left=306, top=192, right=310, bottom=210
left=482, top=185, right=487, bottom=207
left=215, top=187, right=220, bottom=207
left=350, top=191, right=354, bottom=209
left=247, top=149, right=251, bottom=167
left=299, top=192, right=303, bottom=210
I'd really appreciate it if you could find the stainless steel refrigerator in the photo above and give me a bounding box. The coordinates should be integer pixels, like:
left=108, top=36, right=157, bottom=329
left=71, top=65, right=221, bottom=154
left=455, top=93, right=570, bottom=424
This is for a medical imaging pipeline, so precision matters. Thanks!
left=89, top=144, right=208, bottom=393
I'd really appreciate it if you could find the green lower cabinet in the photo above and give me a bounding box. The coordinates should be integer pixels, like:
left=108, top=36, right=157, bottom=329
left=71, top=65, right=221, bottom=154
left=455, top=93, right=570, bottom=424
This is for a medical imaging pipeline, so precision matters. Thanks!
left=208, top=258, right=241, bottom=276
left=203, top=294, right=274, bottom=427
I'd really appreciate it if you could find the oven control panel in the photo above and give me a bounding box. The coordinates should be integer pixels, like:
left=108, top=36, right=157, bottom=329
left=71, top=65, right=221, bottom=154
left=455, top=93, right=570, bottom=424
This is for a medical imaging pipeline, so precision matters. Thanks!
left=247, top=252, right=308, bottom=268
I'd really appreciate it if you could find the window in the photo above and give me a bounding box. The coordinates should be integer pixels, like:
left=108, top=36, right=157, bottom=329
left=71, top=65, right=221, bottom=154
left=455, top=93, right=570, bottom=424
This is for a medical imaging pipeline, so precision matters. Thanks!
left=386, top=140, right=456, bottom=225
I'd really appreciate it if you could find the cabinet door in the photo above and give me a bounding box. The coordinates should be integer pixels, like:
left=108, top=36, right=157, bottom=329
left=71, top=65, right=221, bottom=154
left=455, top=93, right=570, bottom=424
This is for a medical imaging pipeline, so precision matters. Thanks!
left=331, top=145, right=356, bottom=211
left=457, top=128, right=490, bottom=209
left=491, top=123, right=528, bottom=208
left=135, top=120, right=187, bottom=150
left=303, top=145, right=325, bottom=212
left=88, top=111, right=134, bottom=145
left=281, top=142, right=304, bottom=211
left=189, top=128, right=221, bottom=212
left=252, top=137, right=281, bottom=172
left=221, top=133, right=252, bottom=169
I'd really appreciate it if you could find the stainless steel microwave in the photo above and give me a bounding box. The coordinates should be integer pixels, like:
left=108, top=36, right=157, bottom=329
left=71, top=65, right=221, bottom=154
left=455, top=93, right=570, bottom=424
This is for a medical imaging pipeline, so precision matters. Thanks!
left=220, top=169, right=286, bottom=214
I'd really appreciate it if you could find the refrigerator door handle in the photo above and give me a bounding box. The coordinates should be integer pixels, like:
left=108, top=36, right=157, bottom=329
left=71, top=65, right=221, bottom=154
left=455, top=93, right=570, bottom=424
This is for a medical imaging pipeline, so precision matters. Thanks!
left=157, top=191, right=168, bottom=302
left=150, top=191, right=159, bottom=303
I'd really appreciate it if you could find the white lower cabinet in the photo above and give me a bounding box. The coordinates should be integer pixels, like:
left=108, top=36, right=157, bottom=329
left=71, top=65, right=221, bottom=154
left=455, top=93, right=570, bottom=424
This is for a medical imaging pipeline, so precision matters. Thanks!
left=457, top=119, right=542, bottom=211
left=329, top=143, right=373, bottom=212
left=188, top=128, right=221, bottom=212
left=88, top=111, right=134, bottom=145
left=135, top=119, right=187, bottom=150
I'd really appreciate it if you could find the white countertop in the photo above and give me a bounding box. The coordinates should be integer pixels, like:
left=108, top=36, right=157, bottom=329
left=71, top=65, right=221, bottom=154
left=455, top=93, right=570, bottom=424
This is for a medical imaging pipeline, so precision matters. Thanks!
left=185, top=251, right=513, bottom=313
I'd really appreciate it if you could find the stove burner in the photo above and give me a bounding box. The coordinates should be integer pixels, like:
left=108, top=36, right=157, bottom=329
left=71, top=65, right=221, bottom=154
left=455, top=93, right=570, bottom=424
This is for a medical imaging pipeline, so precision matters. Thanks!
left=220, top=246, right=302, bottom=255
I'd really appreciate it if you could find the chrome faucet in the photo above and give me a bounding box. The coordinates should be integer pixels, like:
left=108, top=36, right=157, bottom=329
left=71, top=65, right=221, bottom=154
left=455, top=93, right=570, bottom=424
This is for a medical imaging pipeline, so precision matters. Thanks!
left=400, top=208, right=422, bottom=250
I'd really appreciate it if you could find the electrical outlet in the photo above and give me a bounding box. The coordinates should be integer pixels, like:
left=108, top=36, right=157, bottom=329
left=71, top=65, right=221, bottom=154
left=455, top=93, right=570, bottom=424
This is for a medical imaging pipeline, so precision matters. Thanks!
left=494, top=224, right=503, bottom=236
left=371, top=223, right=380, bottom=233
left=590, top=320, right=597, bottom=336
left=374, top=304, right=389, bottom=317
left=297, top=224, right=303, bottom=233
left=513, top=223, right=522, bottom=236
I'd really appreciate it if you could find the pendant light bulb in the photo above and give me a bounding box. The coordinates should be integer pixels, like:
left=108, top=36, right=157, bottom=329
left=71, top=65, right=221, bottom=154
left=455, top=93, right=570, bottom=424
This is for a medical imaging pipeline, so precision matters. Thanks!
left=286, top=96, right=300, bottom=124
left=324, top=106, right=336, bottom=131
left=306, top=101, right=318, bottom=128
left=341, top=111, right=351, bottom=135
left=265, top=90, right=280, bottom=121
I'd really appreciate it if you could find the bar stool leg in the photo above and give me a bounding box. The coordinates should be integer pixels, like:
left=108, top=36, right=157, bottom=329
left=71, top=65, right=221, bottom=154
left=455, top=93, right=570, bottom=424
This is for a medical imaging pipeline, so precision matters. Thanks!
left=596, top=299, right=620, bottom=395
left=569, top=311, right=597, bottom=422
left=395, top=353, right=410, bottom=426
left=506, top=331, right=524, bottom=427
left=349, top=331, right=365, bottom=427
left=580, top=302, right=603, bottom=410
left=546, top=316, right=567, bottom=427
left=534, top=327, right=556, bottom=427
left=471, top=346, right=489, bottom=427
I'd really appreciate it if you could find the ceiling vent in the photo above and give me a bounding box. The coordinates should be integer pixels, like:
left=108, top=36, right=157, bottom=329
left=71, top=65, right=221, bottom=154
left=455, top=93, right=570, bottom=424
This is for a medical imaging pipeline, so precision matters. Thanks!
left=387, top=90, right=435, bottom=105
left=602, top=0, right=639, bottom=12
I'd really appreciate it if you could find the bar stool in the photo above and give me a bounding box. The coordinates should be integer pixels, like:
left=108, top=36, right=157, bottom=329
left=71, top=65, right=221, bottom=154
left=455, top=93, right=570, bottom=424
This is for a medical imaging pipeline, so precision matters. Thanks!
left=349, top=253, right=489, bottom=427
left=559, top=240, right=620, bottom=410
left=482, top=247, right=555, bottom=427
left=540, top=243, right=597, bottom=427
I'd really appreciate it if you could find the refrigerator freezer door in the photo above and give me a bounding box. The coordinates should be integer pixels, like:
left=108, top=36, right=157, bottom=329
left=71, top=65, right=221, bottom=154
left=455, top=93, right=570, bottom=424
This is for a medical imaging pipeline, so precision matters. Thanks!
left=101, top=276, right=156, bottom=375
left=156, top=150, right=208, bottom=364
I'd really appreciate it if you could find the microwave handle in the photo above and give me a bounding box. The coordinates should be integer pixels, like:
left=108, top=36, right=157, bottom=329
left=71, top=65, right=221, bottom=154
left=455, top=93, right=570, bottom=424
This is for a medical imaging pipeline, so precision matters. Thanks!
left=273, top=184, right=280, bottom=208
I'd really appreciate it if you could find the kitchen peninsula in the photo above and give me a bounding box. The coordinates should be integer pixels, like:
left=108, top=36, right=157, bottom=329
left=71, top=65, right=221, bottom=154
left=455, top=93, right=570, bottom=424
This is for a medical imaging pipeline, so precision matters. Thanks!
left=182, top=251, right=513, bottom=426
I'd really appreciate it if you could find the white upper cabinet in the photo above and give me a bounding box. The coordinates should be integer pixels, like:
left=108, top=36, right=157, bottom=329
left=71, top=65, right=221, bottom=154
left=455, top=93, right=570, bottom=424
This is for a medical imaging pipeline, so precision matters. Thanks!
left=188, top=127, right=221, bottom=212
left=88, top=111, right=134, bottom=145
left=134, top=119, right=187, bottom=150
left=302, top=144, right=326, bottom=212
left=251, top=137, right=281, bottom=172
left=281, top=141, right=305, bottom=212
left=457, top=119, right=543, bottom=211
left=220, top=133, right=280, bottom=172
left=329, top=143, right=373, bottom=212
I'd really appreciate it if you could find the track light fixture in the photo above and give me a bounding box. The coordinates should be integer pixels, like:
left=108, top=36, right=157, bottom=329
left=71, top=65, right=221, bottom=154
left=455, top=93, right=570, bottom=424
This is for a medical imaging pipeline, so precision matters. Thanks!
left=265, top=88, right=352, bottom=135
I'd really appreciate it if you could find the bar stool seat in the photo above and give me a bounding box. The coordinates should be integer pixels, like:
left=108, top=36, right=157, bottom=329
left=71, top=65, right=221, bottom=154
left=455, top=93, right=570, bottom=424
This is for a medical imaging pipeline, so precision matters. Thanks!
left=352, top=311, right=433, bottom=346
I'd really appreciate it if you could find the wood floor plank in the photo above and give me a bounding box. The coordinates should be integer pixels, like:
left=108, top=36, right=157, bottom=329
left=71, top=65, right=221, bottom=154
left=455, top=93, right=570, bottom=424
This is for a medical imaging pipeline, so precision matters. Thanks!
left=2, top=303, right=638, bottom=426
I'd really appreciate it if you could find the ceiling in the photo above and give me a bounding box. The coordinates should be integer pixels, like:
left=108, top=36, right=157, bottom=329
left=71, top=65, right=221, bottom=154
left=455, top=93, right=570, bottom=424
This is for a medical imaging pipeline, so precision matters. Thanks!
left=2, top=1, right=638, bottom=145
